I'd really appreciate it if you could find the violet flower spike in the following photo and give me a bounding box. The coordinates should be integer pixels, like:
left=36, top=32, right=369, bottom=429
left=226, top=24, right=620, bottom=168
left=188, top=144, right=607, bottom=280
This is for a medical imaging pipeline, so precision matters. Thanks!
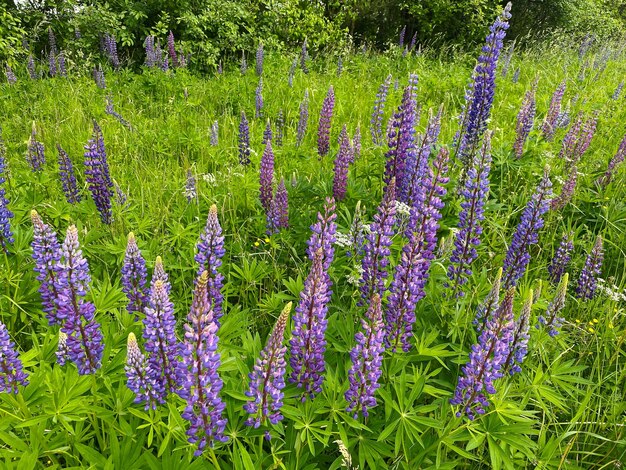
left=576, top=236, right=603, bottom=300
left=125, top=332, right=160, bottom=409
left=332, top=125, right=353, bottom=201
left=548, top=231, right=574, bottom=284
left=296, top=90, right=309, bottom=148
left=0, top=143, right=14, bottom=251
left=317, top=85, right=335, bottom=158
left=259, top=141, right=275, bottom=212
left=31, top=210, right=62, bottom=325
left=5, top=65, right=17, bottom=85
left=121, top=233, right=149, bottom=316
left=473, top=268, right=503, bottom=333
left=167, top=31, right=178, bottom=67
left=27, top=125, right=45, bottom=172
left=550, top=165, right=577, bottom=211
left=84, top=121, right=114, bottom=224
left=305, top=197, right=337, bottom=274
left=598, top=133, right=626, bottom=187
left=262, top=119, right=273, bottom=145
left=27, top=55, right=37, bottom=79
left=210, top=121, right=219, bottom=147
left=542, top=80, right=566, bottom=141
left=504, top=289, right=533, bottom=374
left=57, top=144, right=81, bottom=204
left=371, top=75, right=392, bottom=145
left=0, top=320, right=28, bottom=393
left=184, top=168, right=196, bottom=202
left=514, top=79, right=538, bottom=159
left=238, top=111, right=251, bottom=165
left=300, top=39, right=309, bottom=74
left=538, top=274, right=568, bottom=336
left=58, top=52, right=67, bottom=77
left=255, top=77, right=263, bottom=118
left=151, top=256, right=170, bottom=292
left=266, top=178, right=289, bottom=235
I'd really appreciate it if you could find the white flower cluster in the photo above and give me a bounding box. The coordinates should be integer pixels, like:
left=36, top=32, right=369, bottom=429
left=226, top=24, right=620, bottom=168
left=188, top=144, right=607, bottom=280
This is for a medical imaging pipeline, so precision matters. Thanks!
left=202, top=173, right=217, bottom=186
left=597, top=278, right=626, bottom=302
left=334, top=231, right=353, bottom=248
left=346, top=264, right=364, bottom=287
left=394, top=200, right=411, bottom=216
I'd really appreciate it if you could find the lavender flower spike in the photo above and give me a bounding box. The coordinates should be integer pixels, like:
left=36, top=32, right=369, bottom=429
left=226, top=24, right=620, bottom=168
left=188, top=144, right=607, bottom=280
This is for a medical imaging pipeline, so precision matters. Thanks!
left=502, top=168, right=552, bottom=289
left=151, top=256, right=170, bottom=291
left=538, top=274, right=568, bottom=336
left=210, top=121, right=219, bottom=147
left=57, top=144, right=81, bottom=204
left=0, top=320, right=28, bottom=393
left=548, top=231, right=574, bottom=284
left=267, top=178, right=289, bottom=234
left=84, top=121, right=114, bottom=224
left=181, top=271, right=228, bottom=454
left=550, top=165, right=577, bottom=211
left=333, top=125, right=353, bottom=201
left=0, top=142, right=14, bottom=251
left=27, top=55, right=37, bottom=79
left=121, top=233, right=149, bottom=316
left=345, top=294, right=385, bottom=418
left=542, top=80, right=566, bottom=141
left=31, top=210, right=62, bottom=325
left=244, top=302, right=292, bottom=428
left=576, top=236, right=603, bottom=300
left=125, top=332, right=159, bottom=409
left=259, top=141, right=275, bottom=212
left=317, top=85, right=335, bottom=158
left=5, top=65, right=17, bottom=85
left=27, top=124, right=46, bottom=172
left=256, top=43, right=264, bottom=76
left=306, top=197, right=338, bottom=273
left=504, top=289, right=532, bottom=374
left=255, top=77, right=263, bottom=118
left=296, top=90, right=309, bottom=147
left=238, top=111, right=251, bottom=165
left=597, top=133, right=626, bottom=188
left=371, top=75, right=392, bottom=145
left=262, top=119, right=272, bottom=145
left=514, top=79, right=538, bottom=158
left=167, top=31, right=178, bottom=68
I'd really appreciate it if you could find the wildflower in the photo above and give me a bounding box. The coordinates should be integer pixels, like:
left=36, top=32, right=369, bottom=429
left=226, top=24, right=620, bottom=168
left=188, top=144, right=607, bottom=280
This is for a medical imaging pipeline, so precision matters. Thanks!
left=57, top=52, right=67, bottom=77
left=31, top=211, right=62, bottom=324
left=57, top=144, right=81, bottom=204
left=255, top=77, right=263, bottom=118
left=576, top=235, right=603, bottom=300
left=398, top=25, right=406, bottom=47
left=514, top=78, right=538, bottom=158
left=551, top=165, right=577, bottom=211
left=473, top=268, right=502, bottom=332
left=371, top=75, right=392, bottom=145
left=121, top=233, right=149, bottom=316
left=167, top=31, right=178, bottom=67
left=352, top=125, right=361, bottom=160
left=300, top=39, right=309, bottom=74
left=105, top=95, right=132, bottom=130
left=333, top=125, right=353, bottom=201
left=48, top=27, right=57, bottom=77
left=27, top=124, right=45, bottom=172
left=27, top=54, right=37, bottom=80
left=210, top=121, right=219, bottom=147
left=0, top=139, right=14, bottom=251
left=296, top=90, right=309, bottom=147
left=612, top=82, right=623, bottom=100
left=260, top=141, right=275, bottom=212
left=184, top=169, right=196, bottom=202
left=538, top=273, right=568, bottom=336
left=503, top=289, right=532, bottom=375
left=125, top=332, right=159, bottom=409
left=262, top=119, right=272, bottom=145
left=267, top=178, right=288, bottom=235
left=317, top=86, right=335, bottom=157
left=256, top=43, right=264, bottom=76
left=5, top=65, right=17, bottom=85
left=597, top=133, right=626, bottom=188
left=240, top=52, right=247, bottom=75
left=93, top=65, right=106, bottom=89
left=104, top=33, right=120, bottom=69
left=238, top=111, right=250, bottom=165
left=0, top=320, right=28, bottom=393
left=559, top=111, right=598, bottom=166
left=548, top=231, right=574, bottom=283
left=84, top=121, right=114, bottom=224
left=542, top=80, right=566, bottom=141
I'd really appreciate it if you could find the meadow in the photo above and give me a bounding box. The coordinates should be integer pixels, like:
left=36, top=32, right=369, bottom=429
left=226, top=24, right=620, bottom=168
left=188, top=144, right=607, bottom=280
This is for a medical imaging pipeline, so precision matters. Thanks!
left=0, top=8, right=625, bottom=469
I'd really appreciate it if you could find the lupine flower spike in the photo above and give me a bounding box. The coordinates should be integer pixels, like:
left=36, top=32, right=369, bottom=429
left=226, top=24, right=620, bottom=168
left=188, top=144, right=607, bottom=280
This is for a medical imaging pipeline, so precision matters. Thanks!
left=125, top=332, right=159, bottom=409
left=121, top=233, right=149, bottom=316
left=371, top=75, right=392, bottom=145
left=473, top=268, right=502, bottom=332
left=255, top=77, right=263, bottom=118
left=238, top=111, right=251, bottom=165
left=27, top=55, right=37, bottom=79
left=0, top=320, right=28, bottom=393
left=27, top=124, right=45, bottom=172
left=542, top=80, right=566, bottom=141
left=548, top=231, right=574, bottom=284
left=57, top=144, right=81, bottom=204
left=333, top=125, right=353, bottom=201
left=184, top=169, right=196, bottom=202
left=296, top=90, right=309, bottom=147
left=301, top=39, right=309, bottom=74
left=260, top=141, right=274, bottom=212
left=262, top=119, right=272, bottom=145
left=210, top=121, right=219, bottom=147
left=538, top=274, right=568, bottom=336
left=84, top=121, right=114, bottom=224
left=576, top=236, right=603, bottom=300
left=597, top=133, right=626, bottom=188
left=267, top=178, right=289, bottom=235
left=514, top=78, right=538, bottom=158
left=31, top=210, right=62, bottom=324
left=0, top=141, right=14, bottom=251
left=352, top=125, right=361, bottom=160
left=167, top=31, right=178, bottom=67
left=318, top=85, right=335, bottom=158
left=256, top=43, right=264, bottom=76
left=504, top=289, right=532, bottom=374
left=5, top=65, right=17, bottom=85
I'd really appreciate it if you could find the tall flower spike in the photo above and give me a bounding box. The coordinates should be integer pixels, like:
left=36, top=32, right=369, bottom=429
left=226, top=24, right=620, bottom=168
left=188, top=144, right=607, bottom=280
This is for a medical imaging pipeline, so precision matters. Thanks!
left=371, top=75, right=392, bottom=145
left=125, top=332, right=159, bottom=409
left=238, top=111, right=250, bottom=165
left=181, top=271, right=228, bottom=455
left=57, top=144, right=81, bottom=204
left=31, top=210, right=62, bottom=325
left=240, top=52, right=247, bottom=75
left=184, top=169, right=196, bottom=202
left=210, top=121, right=219, bottom=147
left=255, top=77, right=263, bottom=118
left=84, top=121, right=114, bottom=224
left=244, top=302, right=292, bottom=428
left=333, top=125, right=353, bottom=201
left=267, top=178, right=289, bottom=235
left=5, top=65, right=17, bottom=85
left=300, top=39, right=309, bottom=74
left=514, top=79, right=538, bottom=158
left=306, top=197, right=337, bottom=274
left=502, top=168, right=552, bottom=289
left=296, top=90, right=309, bottom=147
left=598, top=133, right=626, bottom=187
left=504, top=289, right=532, bottom=374
left=576, top=236, right=603, bottom=300
left=121, top=233, right=149, bottom=316
left=48, top=27, right=57, bottom=77
left=58, top=52, right=67, bottom=77
left=259, top=141, right=275, bottom=212
left=27, top=124, right=45, bottom=172
left=262, top=119, right=272, bottom=145
left=317, top=85, right=335, bottom=157
left=542, top=80, right=566, bottom=141
left=0, top=320, right=28, bottom=393
left=56, top=226, right=104, bottom=374
left=27, top=54, right=37, bottom=80
left=167, top=31, right=178, bottom=67
left=151, top=256, right=170, bottom=292
left=0, top=140, right=14, bottom=251
left=256, top=43, right=264, bottom=76
left=195, top=205, right=226, bottom=323
left=345, top=294, right=385, bottom=419
left=559, top=112, right=598, bottom=166
left=538, top=274, right=568, bottom=336
left=456, top=3, right=512, bottom=165
left=550, top=165, right=577, bottom=211
left=548, top=231, right=574, bottom=284
left=93, top=65, right=106, bottom=89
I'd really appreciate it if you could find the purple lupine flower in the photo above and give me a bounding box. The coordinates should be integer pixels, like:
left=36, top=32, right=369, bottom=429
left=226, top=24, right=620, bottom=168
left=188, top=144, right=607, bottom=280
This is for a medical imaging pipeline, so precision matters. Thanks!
left=398, top=25, right=406, bottom=47
left=240, top=52, right=247, bottom=75
left=542, top=80, right=566, bottom=141
left=345, top=294, right=385, bottom=418
left=184, top=168, right=196, bottom=202
left=56, top=330, right=69, bottom=365
left=217, top=62, right=222, bottom=74
left=114, top=182, right=128, bottom=206
left=450, top=288, right=515, bottom=420
left=262, top=119, right=272, bottom=145
left=612, top=82, right=623, bottom=100
left=160, top=53, right=169, bottom=72
left=548, top=231, right=574, bottom=284
left=121, top=233, right=149, bottom=316
left=559, top=111, right=598, bottom=165
left=502, top=168, right=553, bottom=289
left=57, top=144, right=81, bottom=204
left=210, top=121, right=219, bottom=147
left=500, top=42, right=514, bottom=77
left=125, top=332, right=159, bottom=409
left=84, top=121, right=114, bottom=224
left=337, top=56, right=343, bottom=76
left=167, top=31, right=178, bottom=68
left=259, top=141, right=275, bottom=212
left=352, top=125, right=361, bottom=160
left=266, top=178, right=289, bottom=235
left=105, top=94, right=132, bottom=130
left=31, top=211, right=62, bottom=324
left=105, top=33, right=120, bottom=69
left=318, top=85, right=335, bottom=158
left=93, top=65, right=106, bottom=89
left=288, top=57, right=297, bottom=87
left=598, top=133, right=626, bottom=187
left=145, top=36, right=156, bottom=67
left=181, top=271, right=228, bottom=455
left=359, top=179, right=397, bottom=304
left=238, top=111, right=250, bottom=165
left=456, top=3, right=511, bottom=165
left=256, top=43, right=264, bottom=76
left=300, top=39, right=309, bottom=74
left=550, top=165, right=577, bottom=211
left=333, top=125, right=353, bottom=201
left=56, top=226, right=104, bottom=375
left=296, top=90, right=309, bottom=147
left=305, top=197, right=337, bottom=273
left=446, top=132, right=492, bottom=297
left=244, top=302, right=291, bottom=428
left=48, top=27, right=57, bottom=77
left=514, top=79, right=538, bottom=158
left=0, top=143, right=14, bottom=251
left=27, top=54, right=37, bottom=79
left=289, top=249, right=330, bottom=400
left=151, top=256, right=170, bottom=292
left=255, top=77, right=263, bottom=118
left=579, top=34, right=593, bottom=59
left=143, top=278, right=182, bottom=400
left=5, top=65, right=17, bottom=85
left=576, top=236, right=603, bottom=300
left=504, top=289, right=532, bottom=374
left=409, top=32, right=418, bottom=51
left=371, top=75, right=392, bottom=145
left=538, top=273, right=568, bottom=336
left=195, top=205, right=226, bottom=323
left=276, top=110, right=284, bottom=147
left=58, top=52, right=67, bottom=77
left=27, top=125, right=45, bottom=172
left=0, top=320, right=28, bottom=393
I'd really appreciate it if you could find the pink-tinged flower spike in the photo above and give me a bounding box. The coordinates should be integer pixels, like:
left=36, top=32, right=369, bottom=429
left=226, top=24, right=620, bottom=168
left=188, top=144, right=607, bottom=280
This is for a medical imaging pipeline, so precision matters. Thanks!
left=558, top=112, right=598, bottom=166
left=259, top=141, right=275, bottom=212
left=542, top=80, right=566, bottom=141
left=151, top=256, right=170, bottom=293
left=333, top=125, right=353, bottom=201
left=597, top=133, right=626, bottom=188
left=0, top=138, right=14, bottom=252
left=266, top=178, right=289, bottom=235
left=548, top=232, right=574, bottom=284
left=56, top=226, right=104, bottom=375
left=345, top=294, right=385, bottom=419
left=371, top=75, right=392, bottom=145
left=550, top=165, right=577, bottom=211
left=181, top=271, right=228, bottom=454
left=84, top=121, right=114, bottom=224
left=125, top=332, right=159, bottom=409
left=27, top=124, right=45, bottom=172
left=289, top=249, right=330, bottom=400
left=31, top=210, right=63, bottom=325
left=576, top=236, right=603, bottom=300
left=121, top=233, right=149, bottom=316
left=0, top=320, right=28, bottom=393
left=244, top=302, right=292, bottom=429
left=514, top=78, right=538, bottom=158
left=195, top=205, right=225, bottom=323
left=57, top=144, right=81, bottom=204
left=167, top=31, right=178, bottom=68
left=538, top=274, right=568, bottom=336
left=305, top=197, right=337, bottom=275
left=504, top=289, right=533, bottom=375
left=317, top=85, right=335, bottom=158
left=296, top=90, right=309, bottom=148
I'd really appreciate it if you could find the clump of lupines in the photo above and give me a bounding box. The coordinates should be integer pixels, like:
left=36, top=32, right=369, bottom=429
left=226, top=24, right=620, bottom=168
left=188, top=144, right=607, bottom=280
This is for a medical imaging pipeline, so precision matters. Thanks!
left=181, top=271, right=228, bottom=454
left=548, top=232, right=574, bottom=284
left=333, top=125, right=353, bottom=201
left=27, top=125, right=45, bottom=172
left=0, top=141, right=14, bottom=252
left=502, top=168, right=553, bottom=289
left=447, top=132, right=492, bottom=297
left=255, top=43, right=264, bottom=76
left=244, top=302, right=291, bottom=429
left=238, top=111, right=251, bottom=165
left=121, top=233, right=149, bottom=316
left=538, top=274, right=568, bottom=336
left=114, top=182, right=128, bottom=206
left=576, top=236, right=603, bottom=300
left=503, top=289, right=532, bottom=374
left=0, top=320, right=28, bottom=393
left=597, top=133, right=626, bottom=188
left=56, top=226, right=104, bottom=375
left=267, top=178, right=289, bottom=235
left=27, top=54, right=37, bottom=79
left=255, top=77, right=263, bottom=118
left=167, top=31, right=178, bottom=67
left=345, top=294, right=385, bottom=418
left=84, top=121, right=114, bottom=224
left=371, top=75, right=392, bottom=145
left=514, top=78, right=538, bottom=158
left=184, top=168, right=196, bottom=202
left=551, top=165, right=577, bottom=211
left=558, top=111, right=598, bottom=165
left=317, top=85, right=335, bottom=157
left=104, top=33, right=120, bottom=69
left=31, top=211, right=62, bottom=324
left=125, top=332, right=159, bottom=409
left=210, top=121, right=219, bottom=147
left=93, top=65, right=106, bottom=89
left=259, top=141, right=275, bottom=212
left=56, top=144, right=81, bottom=204
left=296, top=90, right=309, bottom=147
left=195, top=205, right=226, bottom=323
left=456, top=3, right=512, bottom=165
left=300, top=39, right=309, bottom=73
left=276, top=110, right=284, bottom=146
left=262, top=119, right=272, bottom=145
left=451, top=288, right=515, bottom=420
left=542, top=80, right=566, bottom=141
left=5, top=65, right=17, bottom=84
